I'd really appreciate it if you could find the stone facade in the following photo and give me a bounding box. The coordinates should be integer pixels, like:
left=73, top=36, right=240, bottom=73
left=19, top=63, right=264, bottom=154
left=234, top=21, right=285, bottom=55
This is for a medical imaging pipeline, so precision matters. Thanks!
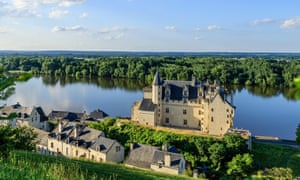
left=45, top=121, right=124, bottom=163
left=131, top=72, right=234, bottom=136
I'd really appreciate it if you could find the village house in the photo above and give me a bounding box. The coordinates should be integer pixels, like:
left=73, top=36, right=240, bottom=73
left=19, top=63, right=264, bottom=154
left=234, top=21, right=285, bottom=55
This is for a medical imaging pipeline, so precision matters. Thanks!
left=48, top=110, right=86, bottom=122
left=0, top=103, right=49, bottom=131
left=125, top=143, right=186, bottom=175
left=44, top=121, right=124, bottom=163
left=131, top=72, right=235, bottom=136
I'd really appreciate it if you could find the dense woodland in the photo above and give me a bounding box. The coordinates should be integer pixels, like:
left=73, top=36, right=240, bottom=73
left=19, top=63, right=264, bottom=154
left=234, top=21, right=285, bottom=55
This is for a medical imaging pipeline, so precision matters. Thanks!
left=1, top=56, right=300, bottom=87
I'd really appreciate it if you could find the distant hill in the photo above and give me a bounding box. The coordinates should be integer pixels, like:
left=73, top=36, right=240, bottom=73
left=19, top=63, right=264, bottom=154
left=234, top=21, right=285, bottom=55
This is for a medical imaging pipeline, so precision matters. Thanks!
left=1, top=50, right=300, bottom=57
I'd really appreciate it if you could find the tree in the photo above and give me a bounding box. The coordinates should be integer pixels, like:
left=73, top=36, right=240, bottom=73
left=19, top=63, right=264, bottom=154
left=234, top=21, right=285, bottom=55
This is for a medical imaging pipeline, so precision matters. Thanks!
left=223, top=134, right=248, bottom=161
left=208, top=143, right=226, bottom=171
left=296, top=123, right=300, bottom=144
left=0, top=125, right=37, bottom=158
left=227, top=153, right=254, bottom=178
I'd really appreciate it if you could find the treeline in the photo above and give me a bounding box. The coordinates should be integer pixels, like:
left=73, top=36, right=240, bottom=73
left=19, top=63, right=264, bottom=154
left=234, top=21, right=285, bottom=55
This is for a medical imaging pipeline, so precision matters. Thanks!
left=89, top=119, right=252, bottom=178
left=1, top=56, right=300, bottom=86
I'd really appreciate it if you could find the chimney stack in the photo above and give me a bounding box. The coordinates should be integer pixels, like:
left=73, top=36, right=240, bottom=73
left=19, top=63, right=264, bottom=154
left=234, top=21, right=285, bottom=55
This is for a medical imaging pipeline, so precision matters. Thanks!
left=130, top=143, right=135, bottom=150
left=74, top=124, right=80, bottom=138
left=164, top=152, right=171, bottom=167
left=58, top=120, right=63, bottom=133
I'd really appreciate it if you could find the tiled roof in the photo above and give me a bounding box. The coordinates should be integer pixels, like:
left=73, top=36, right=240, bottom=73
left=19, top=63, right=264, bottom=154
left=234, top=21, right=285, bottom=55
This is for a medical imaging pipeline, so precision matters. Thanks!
left=151, top=151, right=183, bottom=169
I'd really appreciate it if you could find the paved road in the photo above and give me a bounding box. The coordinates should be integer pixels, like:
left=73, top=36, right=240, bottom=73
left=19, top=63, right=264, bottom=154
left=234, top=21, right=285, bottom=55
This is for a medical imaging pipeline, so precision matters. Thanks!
left=252, top=137, right=300, bottom=148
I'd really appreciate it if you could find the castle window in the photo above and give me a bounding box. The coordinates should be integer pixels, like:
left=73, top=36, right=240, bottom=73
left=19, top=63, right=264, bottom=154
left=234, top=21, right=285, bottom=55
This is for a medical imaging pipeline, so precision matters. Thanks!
left=66, top=147, right=68, bottom=155
left=211, top=117, right=214, bottom=122
left=183, top=109, right=187, bottom=115
left=211, top=108, right=214, bottom=112
left=165, top=118, right=169, bottom=123
left=76, top=150, right=78, bottom=156
left=183, top=99, right=187, bottom=104
left=92, top=155, right=94, bottom=160
left=198, top=121, right=201, bottom=127
left=226, top=109, right=229, bottom=112
left=226, top=120, right=229, bottom=124
left=183, top=90, right=188, bottom=96
left=183, top=119, right=187, bottom=125
left=165, top=108, right=169, bottom=113
left=116, top=146, right=121, bottom=152
left=50, top=142, right=54, bottom=148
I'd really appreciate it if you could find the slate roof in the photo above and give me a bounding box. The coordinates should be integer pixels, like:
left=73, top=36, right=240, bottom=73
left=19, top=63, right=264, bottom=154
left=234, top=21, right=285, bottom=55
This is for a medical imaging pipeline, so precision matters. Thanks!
left=151, top=151, right=183, bottom=169
left=125, top=144, right=159, bottom=169
left=48, top=122, right=104, bottom=148
left=48, top=110, right=85, bottom=121
left=88, top=109, right=109, bottom=120
left=139, top=99, right=156, bottom=112
left=33, top=127, right=49, bottom=146
left=33, top=106, right=48, bottom=122
left=89, top=136, right=117, bottom=153
left=125, top=143, right=184, bottom=170
left=0, top=103, right=32, bottom=119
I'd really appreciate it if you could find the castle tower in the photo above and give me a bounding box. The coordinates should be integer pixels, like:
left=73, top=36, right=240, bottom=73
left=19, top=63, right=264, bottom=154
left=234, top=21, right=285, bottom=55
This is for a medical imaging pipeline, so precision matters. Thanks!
left=152, top=71, right=161, bottom=104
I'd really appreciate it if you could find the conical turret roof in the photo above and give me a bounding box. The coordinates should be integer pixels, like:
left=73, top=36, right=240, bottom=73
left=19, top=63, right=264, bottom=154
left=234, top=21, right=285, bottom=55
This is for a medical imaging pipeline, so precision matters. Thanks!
left=152, top=71, right=161, bottom=85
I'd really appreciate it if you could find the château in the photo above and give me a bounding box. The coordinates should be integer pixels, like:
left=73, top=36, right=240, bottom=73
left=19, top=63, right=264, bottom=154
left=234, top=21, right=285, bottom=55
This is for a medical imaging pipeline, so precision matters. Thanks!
left=131, top=72, right=234, bottom=136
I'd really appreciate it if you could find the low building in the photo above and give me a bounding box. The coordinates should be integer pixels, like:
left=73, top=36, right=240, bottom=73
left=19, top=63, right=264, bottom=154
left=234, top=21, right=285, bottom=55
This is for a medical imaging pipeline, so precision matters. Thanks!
left=46, top=121, right=124, bottom=163
left=48, top=110, right=86, bottom=122
left=125, top=143, right=185, bottom=175
left=87, top=109, right=109, bottom=121
left=0, top=103, right=49, bottom=131
left=131, top=72, right=235, bottom=136
left=29, top=106, right=49, bottom=131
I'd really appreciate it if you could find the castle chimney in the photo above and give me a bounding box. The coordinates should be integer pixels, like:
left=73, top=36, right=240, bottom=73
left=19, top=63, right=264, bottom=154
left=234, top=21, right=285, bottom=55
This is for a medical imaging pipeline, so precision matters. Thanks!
left=130, top=143, right=135, bottom=150
left=74, top=125, right=80, bottom=138
left=162, top=144, right=168, bottom=151
left=58, top=120, right=63, bottom=133
left=164, top=152, right=171, bottom=167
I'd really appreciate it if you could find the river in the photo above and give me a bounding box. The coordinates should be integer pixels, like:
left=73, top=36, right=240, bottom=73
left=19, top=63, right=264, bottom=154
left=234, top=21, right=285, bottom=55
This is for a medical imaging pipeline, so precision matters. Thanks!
left=2, top=76, right=300, bottom=140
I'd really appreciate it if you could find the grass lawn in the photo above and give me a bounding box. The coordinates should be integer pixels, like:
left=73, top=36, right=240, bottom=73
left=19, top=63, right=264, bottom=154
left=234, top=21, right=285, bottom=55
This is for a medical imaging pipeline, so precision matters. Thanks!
left=0, top=151, right=193, bottom=180
left=252, top=142, right=300, bottom=177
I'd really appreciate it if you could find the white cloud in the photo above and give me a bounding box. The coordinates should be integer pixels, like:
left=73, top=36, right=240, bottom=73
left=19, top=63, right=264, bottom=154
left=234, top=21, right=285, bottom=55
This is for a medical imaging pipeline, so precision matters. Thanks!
left=280, top=17, right=300, bottom=29
left=104, top=33, right=125, bottom=40
left=52, top=25, right=86, bottom=32
left=49, top=9, right=69, bottom=18
left=12, top=0, right=39, bottom=9
left=194, top=27, right=202, bottom=31
left=0, top=26, right=11, bottom=33
left=43, top=0, right=85, bottom=7
left=79, top=12, right=88, bottom=18
left=207, top=25, right=221, bottom=31
left=194, top=36, right=203, bottom=40
left=99, top=26, right=129, bottom=33
left=251, top=18, right=274, bottom=26
left=164, top=25, right=176, bottom=31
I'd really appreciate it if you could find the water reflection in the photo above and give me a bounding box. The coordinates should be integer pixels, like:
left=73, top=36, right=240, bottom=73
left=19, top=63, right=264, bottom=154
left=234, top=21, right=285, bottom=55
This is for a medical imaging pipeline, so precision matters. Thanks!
left=40, top=76, right=148, bottom=91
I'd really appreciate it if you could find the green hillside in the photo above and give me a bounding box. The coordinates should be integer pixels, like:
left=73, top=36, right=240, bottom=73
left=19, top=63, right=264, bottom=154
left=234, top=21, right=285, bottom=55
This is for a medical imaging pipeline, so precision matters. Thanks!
left=0, top=151, right=193, bottom=180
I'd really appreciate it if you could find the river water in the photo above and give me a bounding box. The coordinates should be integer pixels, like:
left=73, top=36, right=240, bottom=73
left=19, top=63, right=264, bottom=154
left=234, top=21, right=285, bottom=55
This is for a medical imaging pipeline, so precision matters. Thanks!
left=2, top=76, right=300, bottom=140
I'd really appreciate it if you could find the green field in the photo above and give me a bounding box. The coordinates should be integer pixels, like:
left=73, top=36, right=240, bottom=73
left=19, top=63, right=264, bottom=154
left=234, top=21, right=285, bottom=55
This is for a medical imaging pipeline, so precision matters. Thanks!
left=252, top=142, right=300, bottom=177
left=0, top=151, right=192, bottom=180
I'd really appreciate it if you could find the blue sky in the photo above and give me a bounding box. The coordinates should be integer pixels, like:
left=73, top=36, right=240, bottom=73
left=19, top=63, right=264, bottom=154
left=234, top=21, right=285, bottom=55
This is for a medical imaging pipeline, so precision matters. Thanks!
left=1, top=0, right=300, bottom=51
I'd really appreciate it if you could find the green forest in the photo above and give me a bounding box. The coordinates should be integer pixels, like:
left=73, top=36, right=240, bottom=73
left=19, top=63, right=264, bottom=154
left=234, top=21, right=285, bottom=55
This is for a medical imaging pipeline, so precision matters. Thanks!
left=1, top=56, right=300, bottom=87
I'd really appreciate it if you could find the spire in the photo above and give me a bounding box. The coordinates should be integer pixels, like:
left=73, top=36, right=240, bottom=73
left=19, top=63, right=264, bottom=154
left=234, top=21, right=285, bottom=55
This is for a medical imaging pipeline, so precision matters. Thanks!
left=152, top=71, right=161, bottom=85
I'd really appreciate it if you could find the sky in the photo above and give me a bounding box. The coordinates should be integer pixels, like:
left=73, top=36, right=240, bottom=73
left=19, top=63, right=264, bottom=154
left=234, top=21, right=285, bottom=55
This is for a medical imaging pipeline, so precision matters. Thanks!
left=1, top=0, right=300, bottom=52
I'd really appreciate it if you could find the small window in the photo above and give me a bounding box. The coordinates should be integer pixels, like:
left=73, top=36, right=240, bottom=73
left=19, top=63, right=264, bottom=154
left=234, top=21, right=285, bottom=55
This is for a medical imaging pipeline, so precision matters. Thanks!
left=51, top=142, right=54, bottom=148
left=211, top=117, right=214, bottom=122
left=116, top=146, right=121, bottom=152
left=183, top=90, right=188, bottom=96
left=183, top=109, right=187, bottom=115
left=165, top=108, right=169, bottom=113
left=211, top=108, right=214, bottom=112
left=76, top=150, right=78, bottom=156
left=183, top=119, right=187, bottom=125
left=198, top=121, right=201, bottom=126
left=226, top=109, right=229, bottom=112
left=226, top=120, right=229, bottom=124
left=91, top=155, right=94, bottom=160
left=165, top=118, right=169, bottom=123
left=66, top=147, right=68, bottom=155
left=183, top=99, right=187, bottom=104
left=99, top=158, right=103, bottom=162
